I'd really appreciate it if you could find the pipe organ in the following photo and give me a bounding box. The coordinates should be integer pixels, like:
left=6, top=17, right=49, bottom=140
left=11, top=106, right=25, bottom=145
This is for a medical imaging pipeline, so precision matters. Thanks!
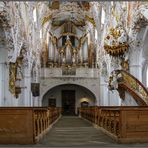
left=46, top=22, right=96, bottom=68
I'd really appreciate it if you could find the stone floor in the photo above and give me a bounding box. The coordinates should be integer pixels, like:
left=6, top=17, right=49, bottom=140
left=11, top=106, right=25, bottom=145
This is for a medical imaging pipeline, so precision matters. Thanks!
left=1, top=116, right=148, bottom=147
left=35, top=116, right=148, bottom=147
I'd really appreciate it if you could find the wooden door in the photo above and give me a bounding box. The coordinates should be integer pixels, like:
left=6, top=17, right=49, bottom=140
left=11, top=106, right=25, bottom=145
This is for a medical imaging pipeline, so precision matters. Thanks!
left=62, top=90, right=75, bottom=115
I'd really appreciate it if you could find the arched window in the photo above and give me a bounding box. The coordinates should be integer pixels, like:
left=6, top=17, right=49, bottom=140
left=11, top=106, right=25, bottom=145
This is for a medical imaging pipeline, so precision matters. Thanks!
left=33, top=8, right=37, bottom=22
left=95, top=29, right=98, bottom=40
left=101, top=7, right=105, bottom=24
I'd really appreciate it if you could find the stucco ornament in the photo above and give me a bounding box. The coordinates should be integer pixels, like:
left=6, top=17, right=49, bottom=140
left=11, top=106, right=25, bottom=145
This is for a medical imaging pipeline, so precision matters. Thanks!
left=129, top=4, right=148, bottom=49
left=104, top=25, right=128, bottom=57
left=132, top=4, right=148, bottom=30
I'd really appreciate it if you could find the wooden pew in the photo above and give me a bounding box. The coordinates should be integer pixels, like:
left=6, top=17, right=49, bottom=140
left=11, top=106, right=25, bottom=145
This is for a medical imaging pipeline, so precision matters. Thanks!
left=0, top=107, right=61, bottom=144
left=79, top=106, right=148, bottom=143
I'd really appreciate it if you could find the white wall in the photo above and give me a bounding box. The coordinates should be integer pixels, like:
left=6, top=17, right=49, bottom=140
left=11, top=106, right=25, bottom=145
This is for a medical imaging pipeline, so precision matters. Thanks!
left=40, top=76, right=100, bottom=106
left=100, top=76, right=121, bottom=106
left=0, top=27, right=15, bottom=106
left=121, top=92, right=138, bottom=106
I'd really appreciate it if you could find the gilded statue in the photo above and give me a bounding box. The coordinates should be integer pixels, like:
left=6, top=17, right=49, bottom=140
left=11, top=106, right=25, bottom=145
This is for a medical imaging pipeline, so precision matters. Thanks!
left=9, top=63, right=16, bottom=95
left=104, top=25, right=128, bottom=57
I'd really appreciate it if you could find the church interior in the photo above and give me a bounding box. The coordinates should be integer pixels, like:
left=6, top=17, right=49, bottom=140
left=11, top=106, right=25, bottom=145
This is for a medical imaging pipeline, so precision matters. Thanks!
left=0, top=0, right=148, bottom=147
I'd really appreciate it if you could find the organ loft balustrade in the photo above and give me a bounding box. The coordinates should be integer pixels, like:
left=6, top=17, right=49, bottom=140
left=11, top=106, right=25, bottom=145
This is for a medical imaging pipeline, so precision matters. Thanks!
left=40, top=67, right=99, bottom=78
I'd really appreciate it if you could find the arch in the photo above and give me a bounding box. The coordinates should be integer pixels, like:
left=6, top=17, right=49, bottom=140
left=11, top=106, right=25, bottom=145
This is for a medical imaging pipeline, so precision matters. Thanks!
left=42, top=83, right=96, bottom=114
left=41, top=83, right=97, bottom=103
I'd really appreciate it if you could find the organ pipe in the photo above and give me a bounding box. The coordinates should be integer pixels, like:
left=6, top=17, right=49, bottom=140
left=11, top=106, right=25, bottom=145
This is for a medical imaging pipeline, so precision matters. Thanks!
left=48, top=37, right=54, bottom=62
left=83, top=41, right=88, bottom=63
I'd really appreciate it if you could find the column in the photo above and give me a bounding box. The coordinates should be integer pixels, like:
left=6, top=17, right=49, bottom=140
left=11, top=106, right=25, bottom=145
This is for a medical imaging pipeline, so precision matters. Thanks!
left=129, top=47, right=143, bottom=82
left=100, top=76, right=109, bottom=106
left=23, top=66, right=32, bottom=106
left=0, top=63, right=5, bottom=106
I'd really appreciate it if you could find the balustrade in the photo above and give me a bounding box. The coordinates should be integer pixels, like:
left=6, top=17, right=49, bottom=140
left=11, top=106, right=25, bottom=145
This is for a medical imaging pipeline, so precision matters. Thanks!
left=79, top=106, right=148, bottom=143
left=34, top=107, right=61, bottom=142
left=109, top=70, right=148, bottom=106
left=0, top=107, right=61, bottom=144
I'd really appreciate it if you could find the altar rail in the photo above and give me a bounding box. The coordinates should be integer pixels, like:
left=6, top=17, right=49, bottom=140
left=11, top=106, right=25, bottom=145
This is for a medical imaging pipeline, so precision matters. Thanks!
left=79, top=106, right=148, bottom=143
left=0, top=107, right=61, bottom=144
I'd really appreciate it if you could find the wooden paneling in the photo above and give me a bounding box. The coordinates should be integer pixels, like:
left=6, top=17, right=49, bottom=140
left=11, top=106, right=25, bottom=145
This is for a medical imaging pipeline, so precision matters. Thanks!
left=79, top=106, right=148, bottom=143
left=0, top=107, right=61, bottom=144
left=120, top=108, right=148, bottom=142
left=0, top=108, right=34, bottom=144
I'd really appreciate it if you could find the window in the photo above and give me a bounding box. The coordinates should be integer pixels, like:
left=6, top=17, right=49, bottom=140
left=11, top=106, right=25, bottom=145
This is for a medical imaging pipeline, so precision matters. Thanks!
left=62, top=36, right=66, bottom=46
left=95, top=29, right=98, bottom=40
left=40, top=29, right=42, bottom=39
left=101, top=7, right=105, bottom=24
left=33, top=8, right=37, bottom=22
left=62, top=36, right=75, bottom=46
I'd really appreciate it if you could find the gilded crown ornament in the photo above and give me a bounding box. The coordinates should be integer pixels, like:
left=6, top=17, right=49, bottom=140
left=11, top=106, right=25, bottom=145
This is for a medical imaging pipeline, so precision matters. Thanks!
left=104, top=25, right=129, bottom=57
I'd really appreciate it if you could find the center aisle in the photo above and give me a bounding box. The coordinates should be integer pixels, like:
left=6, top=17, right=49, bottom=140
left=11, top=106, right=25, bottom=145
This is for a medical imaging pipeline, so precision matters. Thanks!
left=36, top=116, right=116, bottom=147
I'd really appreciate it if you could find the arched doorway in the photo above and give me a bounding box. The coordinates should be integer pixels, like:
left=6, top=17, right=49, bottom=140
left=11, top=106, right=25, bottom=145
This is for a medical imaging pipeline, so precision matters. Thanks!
left=42, top=84, right=96, bottom=115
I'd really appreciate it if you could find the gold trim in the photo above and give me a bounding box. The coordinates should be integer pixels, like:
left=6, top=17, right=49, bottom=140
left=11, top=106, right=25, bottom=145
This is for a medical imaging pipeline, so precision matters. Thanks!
left=9, top=63, right=16, bottom=96
left=42, top=15, right=52, bottom=26
left=85, top=15, right=96, bottom=27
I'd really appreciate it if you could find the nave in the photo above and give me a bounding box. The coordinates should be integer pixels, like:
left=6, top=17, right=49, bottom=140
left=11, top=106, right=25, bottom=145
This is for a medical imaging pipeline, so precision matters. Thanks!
left=0, top=1, right=148, bottom=147
left=37, top=116, right=116, bottom=147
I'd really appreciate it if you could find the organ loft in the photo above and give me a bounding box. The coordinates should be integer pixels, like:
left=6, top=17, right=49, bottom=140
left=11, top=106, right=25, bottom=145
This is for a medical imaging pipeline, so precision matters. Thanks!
left=0, top=0, right=148, bottom=146
left=42, top=21, right=96, bottom=69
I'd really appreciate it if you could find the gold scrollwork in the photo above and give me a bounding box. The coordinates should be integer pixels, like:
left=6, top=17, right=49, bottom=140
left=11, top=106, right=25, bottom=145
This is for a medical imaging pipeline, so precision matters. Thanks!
left=85, top=15, right=96, bottom=27
left=104, top=26, right=129, bottom=56
left=9, top=55, right=24, bottom=98
left=42, top=15, right=52, bottom=26
left=9, top=63, right=16, bottom=96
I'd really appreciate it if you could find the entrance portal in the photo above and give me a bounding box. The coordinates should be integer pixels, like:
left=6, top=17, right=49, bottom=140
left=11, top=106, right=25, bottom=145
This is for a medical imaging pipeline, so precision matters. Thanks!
left=62, top=90, right=75, bottom=115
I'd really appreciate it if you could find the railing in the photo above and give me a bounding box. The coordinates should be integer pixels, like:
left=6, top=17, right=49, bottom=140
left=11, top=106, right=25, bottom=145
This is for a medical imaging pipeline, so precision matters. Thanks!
left=80, top=106, right=96, bottom=123
left=0, top=107, right=61, bottom=144
left=34, top=107, right=61, bottom=142
left=99, top=108, right=120, bottom=136
left=109, top=70, right=148, bottom=106
left=80, top=106, right=120, bottom=137
left=120, top=70, right=148, bottom=105
left=79, top=106, right=148, bottom=143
